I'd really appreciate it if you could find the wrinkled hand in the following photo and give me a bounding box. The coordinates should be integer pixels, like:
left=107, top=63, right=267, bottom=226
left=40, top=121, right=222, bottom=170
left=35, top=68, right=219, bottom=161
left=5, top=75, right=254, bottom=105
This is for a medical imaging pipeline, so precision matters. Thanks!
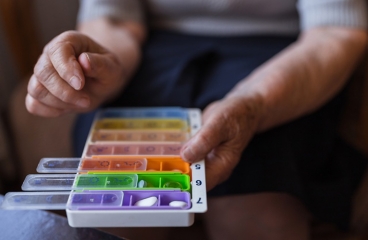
left=180, top=97, right=261, bottom=191
left=26, top=31, right=125, bottom=117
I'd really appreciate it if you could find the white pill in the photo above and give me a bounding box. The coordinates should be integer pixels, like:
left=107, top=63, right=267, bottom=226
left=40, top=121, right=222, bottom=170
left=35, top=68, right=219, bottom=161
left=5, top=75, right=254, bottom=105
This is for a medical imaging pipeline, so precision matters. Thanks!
left=134, top=196, right=157, bottom=207
left=169, top=201, right=187, bottom=208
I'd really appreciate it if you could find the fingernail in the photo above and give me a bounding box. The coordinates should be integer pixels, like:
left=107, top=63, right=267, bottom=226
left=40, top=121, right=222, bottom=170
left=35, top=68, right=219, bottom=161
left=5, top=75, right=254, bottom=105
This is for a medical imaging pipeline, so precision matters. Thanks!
left=70, top=76, right=81, bottom=90
left=182, top=146, right=195, bottom=162
left=76, top=97, right=90, bottom=108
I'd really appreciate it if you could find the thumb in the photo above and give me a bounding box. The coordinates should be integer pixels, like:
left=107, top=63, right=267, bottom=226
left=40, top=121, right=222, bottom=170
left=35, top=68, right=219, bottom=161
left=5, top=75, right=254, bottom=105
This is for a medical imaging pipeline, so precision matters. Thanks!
left=180, top=116, right=226, bottom=163
left=78, top=52, right=115, bottom=81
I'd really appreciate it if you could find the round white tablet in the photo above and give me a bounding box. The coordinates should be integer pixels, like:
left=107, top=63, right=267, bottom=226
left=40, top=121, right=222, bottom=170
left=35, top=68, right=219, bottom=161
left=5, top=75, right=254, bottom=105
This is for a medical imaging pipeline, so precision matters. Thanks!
left=169, top=201, right=187, bottom=208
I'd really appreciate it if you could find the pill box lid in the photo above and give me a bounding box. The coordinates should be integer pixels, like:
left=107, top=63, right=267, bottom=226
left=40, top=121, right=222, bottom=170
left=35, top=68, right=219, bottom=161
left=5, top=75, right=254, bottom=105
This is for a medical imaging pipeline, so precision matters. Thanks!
left=67, top=191, right=124, bottom=210
left=1, top=191, right=125, bottom=210
left=37, top=158, right=81, bottom=173
left=1, top=192, right=70, bottom=210
left=37, top=157, right=148, bottom=173
left=22, top=174, right=76, bottom=191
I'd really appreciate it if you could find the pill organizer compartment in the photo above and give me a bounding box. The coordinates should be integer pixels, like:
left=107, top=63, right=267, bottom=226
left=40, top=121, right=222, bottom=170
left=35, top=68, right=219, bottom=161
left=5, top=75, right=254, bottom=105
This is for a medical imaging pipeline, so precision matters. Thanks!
left=37, top=156, right=190, bottom=173
left=94, top=119, right=188, bottom=131
left=92, top=130, right=190, bottom=143
left=22, top=172, right=190, bottom=191
left=122, top=191, right=191, bottom=210
left=85, top=143, right=183, bottom=157
left=68, top=191, right=124, bottom=210
left=97, top=107, right=188, bottom=119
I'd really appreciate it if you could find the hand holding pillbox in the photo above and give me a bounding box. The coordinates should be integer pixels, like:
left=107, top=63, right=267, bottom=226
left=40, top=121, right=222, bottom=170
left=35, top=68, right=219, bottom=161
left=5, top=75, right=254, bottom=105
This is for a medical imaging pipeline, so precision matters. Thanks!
left=1, top=107, right=207, bottom=227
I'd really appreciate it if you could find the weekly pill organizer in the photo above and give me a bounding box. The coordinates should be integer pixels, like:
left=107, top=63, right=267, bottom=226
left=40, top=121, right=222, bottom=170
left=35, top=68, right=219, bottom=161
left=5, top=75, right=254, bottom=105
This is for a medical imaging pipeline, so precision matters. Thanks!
left=1, top=107, right=207, bottom=227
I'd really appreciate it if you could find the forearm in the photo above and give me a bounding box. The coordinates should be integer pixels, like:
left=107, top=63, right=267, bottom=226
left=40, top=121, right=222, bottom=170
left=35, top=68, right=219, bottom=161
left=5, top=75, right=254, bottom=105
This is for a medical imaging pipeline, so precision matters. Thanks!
left=77, top=18, right=146, bottom=81
left=226, top=27, right=368, bottom=132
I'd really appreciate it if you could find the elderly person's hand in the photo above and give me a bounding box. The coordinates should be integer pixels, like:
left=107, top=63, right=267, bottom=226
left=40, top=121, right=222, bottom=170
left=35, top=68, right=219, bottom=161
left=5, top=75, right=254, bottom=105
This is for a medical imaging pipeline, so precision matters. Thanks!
left=26, top=31, right=125, bottom=117
left=181, top=27, right=367, bottom=191
left=26, top=19, right=145, bottom=117
left=181, top=96, right=261, bottom=191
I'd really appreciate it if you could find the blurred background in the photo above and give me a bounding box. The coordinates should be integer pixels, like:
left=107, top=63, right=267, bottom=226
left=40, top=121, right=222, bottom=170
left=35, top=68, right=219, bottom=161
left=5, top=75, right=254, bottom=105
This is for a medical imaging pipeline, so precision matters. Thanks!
left=0, top=1, right=367, bottom=239
left=0, top=0, right=78, bottom=194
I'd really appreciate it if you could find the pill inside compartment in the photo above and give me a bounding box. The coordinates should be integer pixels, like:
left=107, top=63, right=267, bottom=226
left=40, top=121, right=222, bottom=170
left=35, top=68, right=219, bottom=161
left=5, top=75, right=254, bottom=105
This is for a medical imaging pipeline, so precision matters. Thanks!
left=123, top=191, right=191, bottom=210
left=135, top=174, right=190, bottom=191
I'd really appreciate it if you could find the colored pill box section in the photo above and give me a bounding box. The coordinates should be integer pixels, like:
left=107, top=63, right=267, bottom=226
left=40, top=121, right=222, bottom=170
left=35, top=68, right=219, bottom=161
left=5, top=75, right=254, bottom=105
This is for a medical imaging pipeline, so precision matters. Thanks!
left=136, top=174, right=190, bottom=191
left=39, top=157, right=190, bottom=173
left=67, top=190, right=191, bottom=210
left=80, top=158, right=147, bottom=171
left=86, top=143, right=183, bottom=157
left=145, top=158, right=190, bottom=173
left=122, top=191, right=191, bottom=210
left=74, top=174, right=138, bottom=189
left=91, top=130, right=190, bottom=143
left=37, top=158, right=81, bottom=173
left=68, top=191, right=123, bottom=210
left=22, top=174, right=76, bottom=191
left=83, top=156, right=189, bottom=173
left=94, top=119, right=188, bottom=131
left=98, top=107, right=188, bottom=119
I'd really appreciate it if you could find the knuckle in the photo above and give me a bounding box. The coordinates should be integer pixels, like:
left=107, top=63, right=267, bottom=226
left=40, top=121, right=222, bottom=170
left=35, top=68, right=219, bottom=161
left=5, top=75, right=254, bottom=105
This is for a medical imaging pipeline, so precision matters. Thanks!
left=28, top=80, right=48, bottom=100
left=196, top=133, right=213, bottom=150
left=34, top=63, right=55, bottom=83
left=58, top=30, right=78, bottom=41
left=59, top=89, right=76, bottom=103
left=56, top=62, right=70, bottom=78
left=26, top=95, right=63, bottom=117
left=46, top=31, right=78, bottom=51
left=46, top=32, right=78, bottom=56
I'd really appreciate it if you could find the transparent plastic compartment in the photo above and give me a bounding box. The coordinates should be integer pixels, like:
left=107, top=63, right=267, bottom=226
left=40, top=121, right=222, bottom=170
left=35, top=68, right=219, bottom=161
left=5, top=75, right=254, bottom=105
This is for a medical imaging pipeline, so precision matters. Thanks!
left=22, top=174, right=76, bottom=191
left=93, top=119, right=188, bottom=131
left=38, top=157, right=149, bottom=173
left=75, top=174, right=138, bottom=189
left=85, top=143, right=183, bottom=157
left=80, top=157, right=147, bottom=171
left=98, top=107, right=188, bottom=120
left=91, top=130, right=190, bottom=143
left=1, top=192, right=70, bottom=210
left=37, top=158, right=81, bottom=173
left=68, top=191, right=124, bottom=210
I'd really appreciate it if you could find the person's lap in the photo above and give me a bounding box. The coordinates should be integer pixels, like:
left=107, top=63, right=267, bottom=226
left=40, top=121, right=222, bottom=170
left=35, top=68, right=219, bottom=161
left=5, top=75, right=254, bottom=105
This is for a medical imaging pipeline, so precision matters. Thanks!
left=73, top=31, right=367, bottom=235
